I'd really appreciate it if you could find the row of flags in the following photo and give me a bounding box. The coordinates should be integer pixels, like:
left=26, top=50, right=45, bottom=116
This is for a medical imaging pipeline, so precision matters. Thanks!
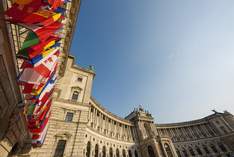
left=4, top=0, right=70, bottom=146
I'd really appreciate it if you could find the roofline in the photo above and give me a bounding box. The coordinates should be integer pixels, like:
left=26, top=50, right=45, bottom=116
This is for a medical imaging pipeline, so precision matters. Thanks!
left=68, top=55, right=96, bottom=76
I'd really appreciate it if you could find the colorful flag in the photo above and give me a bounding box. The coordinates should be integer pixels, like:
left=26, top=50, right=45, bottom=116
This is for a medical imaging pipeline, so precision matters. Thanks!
left=17, top=36, right=60, bottom=60
left=22, top=9, right=62, bottom=26
left=48, top=0, right=64, bottom=10
left=4, top=1, right=45, bottom=23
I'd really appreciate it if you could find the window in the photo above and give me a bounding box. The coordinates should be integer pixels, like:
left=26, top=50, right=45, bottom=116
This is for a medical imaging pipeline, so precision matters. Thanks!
left=109, top=147, right=113, bottom=157
left=196, top=146, right=203, bottom=155
left=134, top=150, right=138, bottom=157
left=122, top=149, right=126, bottom=157
left=86, top=141, right=91, bottom=157
left=189, top=147, right=195, bottom=156
left=95, top=144, right=99, bottom=157
left=65, top=112, right=73, bottom=122
left=116, top=148, right=120, bottom=157
left=128, top=150, right=132, bottom=157
left=54, top=140, right=66, bottom=157
left=71, top=91, right=79, bottom=101
left=102, top=146, right=106, bottom=157
left=77, top=77, right=83, bottom=82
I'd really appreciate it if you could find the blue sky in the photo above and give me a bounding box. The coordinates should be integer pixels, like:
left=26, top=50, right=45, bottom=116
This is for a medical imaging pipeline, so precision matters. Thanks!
left=71, top=0, right=234, bottom=123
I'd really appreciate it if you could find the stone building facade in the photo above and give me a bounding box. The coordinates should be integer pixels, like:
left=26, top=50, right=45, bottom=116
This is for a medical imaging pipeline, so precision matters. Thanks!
left=18, top=56, right=234, bottom=157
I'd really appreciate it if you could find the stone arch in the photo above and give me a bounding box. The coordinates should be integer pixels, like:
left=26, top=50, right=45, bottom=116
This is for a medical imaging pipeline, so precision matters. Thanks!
left=102, top=145, right=106, bottom=157
left=116, top=148, right=120, bottom=157
left=123, top=149, right=126, bottom=157
left=148, top=145, right=156, bottom=157
left=128, top=149, right=133, bottom=157
left=164, top=143, right=173, bottom=157
left=134, top=150, right=139, bottom=157
left=86, top=141, right=91, bottom=157
left=95, top=144, right=99, bottom=157
left=109, top=147, right=113, bottom=157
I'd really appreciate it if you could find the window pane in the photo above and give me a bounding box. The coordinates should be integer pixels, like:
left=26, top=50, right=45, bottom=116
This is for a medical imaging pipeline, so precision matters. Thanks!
left=65, top=112, right=73, bottom=122
left=72, top=91, right=79, bottom=101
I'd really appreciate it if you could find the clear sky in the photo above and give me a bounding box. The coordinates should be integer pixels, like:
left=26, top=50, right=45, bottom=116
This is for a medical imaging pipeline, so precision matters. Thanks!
left=70, top=0, right=234, bottom=123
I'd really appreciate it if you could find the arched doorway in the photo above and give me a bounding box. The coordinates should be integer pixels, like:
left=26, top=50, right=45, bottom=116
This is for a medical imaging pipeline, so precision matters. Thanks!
left=122, top=149, right=126, bottom=157
left=164, top=143, right=173, bottom=157
left=148, top=145, right=156, bottom=157
left=116, top=148, right=120, bottom=157
left=86, top=141, right=91, bottom=157
left=109, top=147, right=113, bottom=157
left=102, top=146, right=106, bottom=157
left=95, top=144, right=99, bottom=157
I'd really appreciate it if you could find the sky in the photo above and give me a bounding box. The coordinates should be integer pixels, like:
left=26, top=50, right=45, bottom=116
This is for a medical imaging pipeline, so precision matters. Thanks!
left=70, top=0, right=234, bottom=123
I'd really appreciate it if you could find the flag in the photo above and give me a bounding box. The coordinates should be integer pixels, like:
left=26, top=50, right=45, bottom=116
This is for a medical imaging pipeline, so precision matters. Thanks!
left=32, top=124, right=49, bottom=146
left=20, top=22, right=62, bottom=50
left=4, top=1, right=45, bottom=23
left=48, top=0, right=65, bottom=10
left=15, top=0, right=33, bottom=5
left=22, top=9, right=62, bottom=26
left=17, top=36, right=60, bottom=60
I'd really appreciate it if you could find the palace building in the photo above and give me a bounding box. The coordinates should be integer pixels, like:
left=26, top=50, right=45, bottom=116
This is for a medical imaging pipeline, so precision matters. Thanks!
left=16, top=56, right=234, bottom=157
left=0, top=0, right=234, bottom=157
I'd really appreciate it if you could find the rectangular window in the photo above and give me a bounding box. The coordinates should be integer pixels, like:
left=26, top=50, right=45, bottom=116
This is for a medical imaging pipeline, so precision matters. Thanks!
left=54, top=140, right=66, bottom=157
left=71, top=91, right=79, bottom=101
left=65, top=112, right=73, bottom=122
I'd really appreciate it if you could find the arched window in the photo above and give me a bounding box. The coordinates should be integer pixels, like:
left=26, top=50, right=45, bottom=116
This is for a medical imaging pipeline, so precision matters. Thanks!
left=195, top=146, right=202, bottom=155
left=134, top=150, right=138, bottom=157
left=128, top=150, right=132, bottom=157
left=95, top=144, right=99, bottom=157
left=71, top=91, right=79, bottom=101
left=164, top=143, right=173, bottom=157
left=176, top=149, right=181, bottom=157
left=86, top=141, right=91, bottom=157
left=116, top=148, right=120, bottom=157
left=202, top=145, right=210, bottom=154
left=189, top=147, right=195, bottom=156
left=210, top=144, right=218, bottom=153
left=148, top=145, right=156, bottom=157
left=109, top=147, right=113, bottom=157
left=123, top=149, right=126, bottom=157
left=102, top=146, right=106, bottom=157
left=218, top=143, right=227, bottom=152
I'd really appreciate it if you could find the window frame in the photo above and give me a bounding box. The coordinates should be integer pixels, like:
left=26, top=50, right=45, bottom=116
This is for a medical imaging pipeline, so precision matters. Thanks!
left=65, top=112, right=74, bottom=122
